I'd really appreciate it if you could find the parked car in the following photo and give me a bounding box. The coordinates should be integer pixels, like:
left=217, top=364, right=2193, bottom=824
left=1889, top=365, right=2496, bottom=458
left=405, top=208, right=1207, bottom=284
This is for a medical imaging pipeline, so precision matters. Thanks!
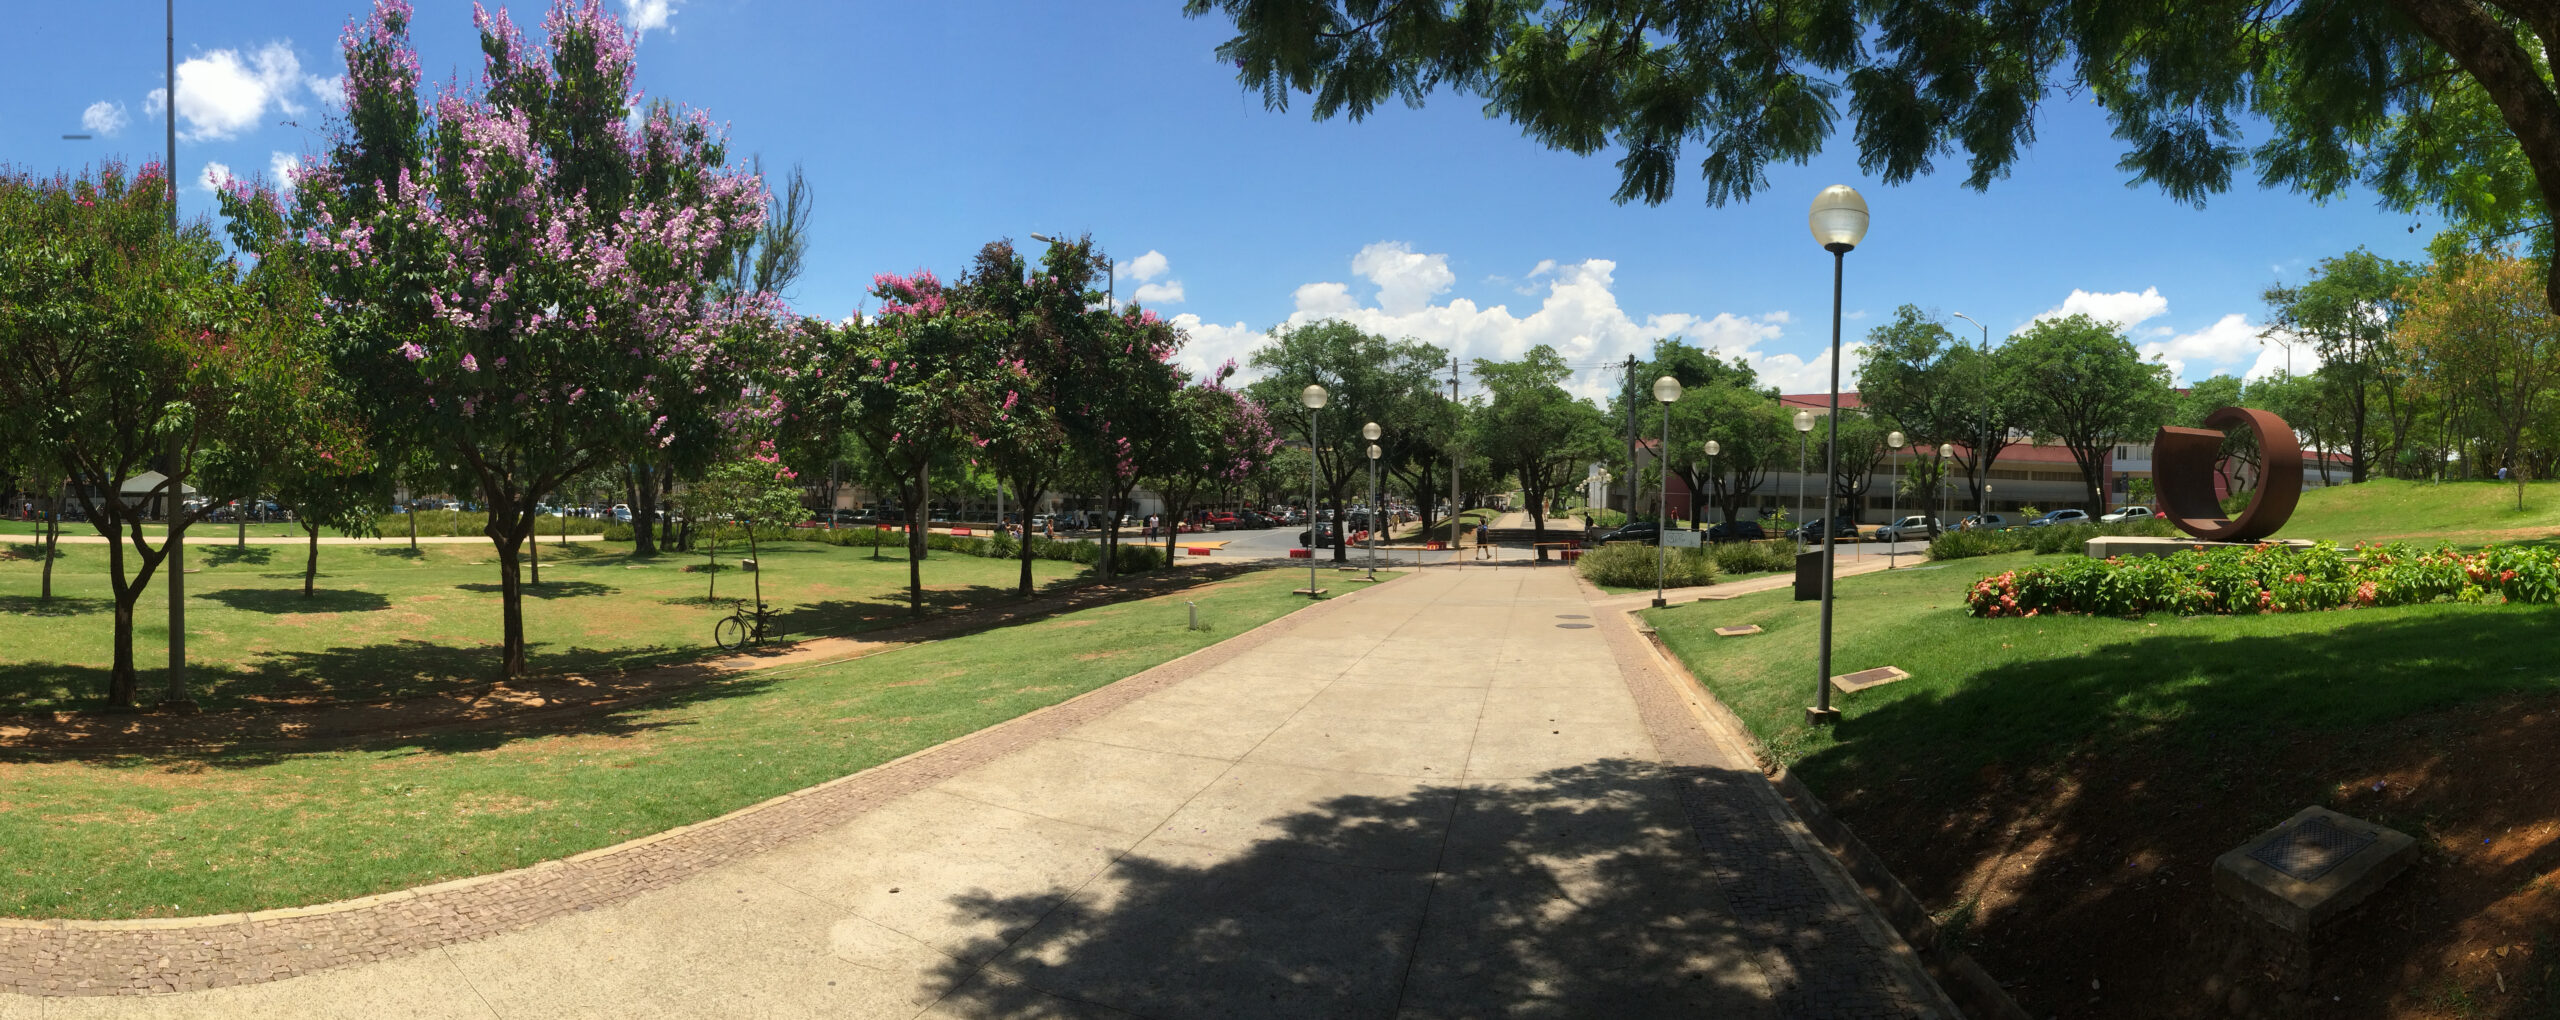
left=2098, top=505, right=2154, bottom=523
left=1787, top=517, right=1861, bottom=542
left=1873, top=516, right=1940, bottom=542
left=1959, top=513, right=2010, bottom=531
left=1706, top=520, right=1767, bottom=543
left=1591, top=520, right=1662, bottom=545
left=2021, top=509, right=2092, bottom=528
left=1297, top=521, right=1343, bottom=548
left=1232, top=510, right=1276, bottom=529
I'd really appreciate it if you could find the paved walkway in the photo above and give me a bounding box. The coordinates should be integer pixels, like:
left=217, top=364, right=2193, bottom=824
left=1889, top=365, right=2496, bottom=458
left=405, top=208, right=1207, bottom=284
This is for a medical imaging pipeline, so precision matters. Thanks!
left=7, top=567, right=1953, bottom=1019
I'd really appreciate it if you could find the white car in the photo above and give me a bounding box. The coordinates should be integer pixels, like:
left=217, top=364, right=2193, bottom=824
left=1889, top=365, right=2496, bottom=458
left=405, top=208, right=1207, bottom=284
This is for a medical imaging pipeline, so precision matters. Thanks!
left=2098, top=505, right=2154, bottom=523
left=1873, top=516, right=1939, bottom=542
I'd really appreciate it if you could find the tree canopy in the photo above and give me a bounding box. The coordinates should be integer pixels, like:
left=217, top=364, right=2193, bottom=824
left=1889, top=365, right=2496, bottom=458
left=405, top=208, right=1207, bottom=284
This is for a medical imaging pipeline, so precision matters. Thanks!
left=1189, top=0, right=2560, bottom=310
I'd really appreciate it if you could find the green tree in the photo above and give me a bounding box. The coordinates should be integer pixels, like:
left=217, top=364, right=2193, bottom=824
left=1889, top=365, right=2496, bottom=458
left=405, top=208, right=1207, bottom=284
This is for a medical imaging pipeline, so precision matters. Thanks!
left=2008, top=314, right=2176, bottom=513
left=2173, top=374, right=2248, bottom=427
left=2400, top=245, right=2560, bottom=508
left=675, top=450, right=809, bottom=602
left=1189, top=0, right=2560, bottom=311
left=0, top=163, right=309, bottom=707
left=1471, top=346, right=1608, bottom=557
left=2262, top=249, right=2416, bottom=481
left=1246, top=321, right=1445, bottom=561
left=1690, top=386, right=1792, bottom=527
left=1855, top=305, right=1975, bottom=533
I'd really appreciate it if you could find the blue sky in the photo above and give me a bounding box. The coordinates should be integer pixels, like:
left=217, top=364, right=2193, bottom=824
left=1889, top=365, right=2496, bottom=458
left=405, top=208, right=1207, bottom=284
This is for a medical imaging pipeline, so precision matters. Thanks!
left=8, top=0, right=2437, bottom=398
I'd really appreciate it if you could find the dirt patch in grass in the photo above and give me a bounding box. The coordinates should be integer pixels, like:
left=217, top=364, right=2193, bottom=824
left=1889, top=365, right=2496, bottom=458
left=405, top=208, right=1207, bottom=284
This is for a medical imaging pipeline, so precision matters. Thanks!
left=1842, top=691, right=2560, bottom=1019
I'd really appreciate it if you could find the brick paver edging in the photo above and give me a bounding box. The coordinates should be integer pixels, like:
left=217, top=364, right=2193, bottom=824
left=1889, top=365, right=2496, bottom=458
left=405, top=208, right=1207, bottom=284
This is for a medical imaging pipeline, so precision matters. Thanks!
left=0, top=573, right=1413, bottom=997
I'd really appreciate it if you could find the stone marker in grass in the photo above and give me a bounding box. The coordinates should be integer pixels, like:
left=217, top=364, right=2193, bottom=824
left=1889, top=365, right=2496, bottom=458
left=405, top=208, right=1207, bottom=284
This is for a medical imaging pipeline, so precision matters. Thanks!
left=1829, top=665, right=1909, bottom=694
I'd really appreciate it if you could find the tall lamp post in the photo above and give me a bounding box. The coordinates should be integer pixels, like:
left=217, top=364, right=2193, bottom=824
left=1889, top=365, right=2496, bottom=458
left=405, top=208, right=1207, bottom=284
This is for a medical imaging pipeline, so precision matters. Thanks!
left=1703, top=440, right=1721, bottom=527
left=1651, top=376, right=1683, bottom=607
left=1792, top=409, right=1815, bottom=550
left=1886, top=430, right=1905, bottom=569
left=1300, top=385, right=1329, bottom=596
left=1363, top=421, right=1382, bottom=572
left=1807, top=184, right=1869, bottom=727
left=1937, top=443, right=1954, bottom=540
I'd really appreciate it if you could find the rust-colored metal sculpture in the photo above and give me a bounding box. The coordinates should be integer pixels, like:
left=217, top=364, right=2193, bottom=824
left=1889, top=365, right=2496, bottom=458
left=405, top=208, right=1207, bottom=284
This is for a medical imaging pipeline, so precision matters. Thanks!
left=2152, top=406, right=2303, bottom=542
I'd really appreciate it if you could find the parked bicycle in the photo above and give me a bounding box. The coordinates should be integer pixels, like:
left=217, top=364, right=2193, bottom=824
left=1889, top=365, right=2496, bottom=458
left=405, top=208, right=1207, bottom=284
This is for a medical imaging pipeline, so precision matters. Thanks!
left=713, top=599, right=777, bottom=651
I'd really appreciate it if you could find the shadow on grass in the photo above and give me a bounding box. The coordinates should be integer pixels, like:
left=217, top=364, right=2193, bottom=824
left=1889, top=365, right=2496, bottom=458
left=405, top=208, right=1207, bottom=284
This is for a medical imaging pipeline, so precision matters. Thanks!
left=454, top=580, right=618, bottom=599
left=0, top=596, right=111, bottom=617
left=925, top=759, right=1921, bottom=1017
left=199, top=588, right=393, bottom=614
left=202, top=546, right=277, bottom=567
left=363, top=547, right=426, bottom=559
left=1788, top=603, right=2560, bottom=1015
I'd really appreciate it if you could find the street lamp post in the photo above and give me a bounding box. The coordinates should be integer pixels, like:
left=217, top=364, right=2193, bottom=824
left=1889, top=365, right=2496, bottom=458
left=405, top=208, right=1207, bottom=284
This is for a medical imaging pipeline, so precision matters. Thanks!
left=1807, top=184, right=1869, bottom=727
left=1300, top=384, right=1328, bottom=597
left=1703, top=440, right=1721, bottom=527
left=1792, top=409, right=1815, bottom=550
left=1651, top=376, right=1684, bottom=607
left=1363, top=421, right=1382, bottom=575
left=1937, top=442, right=1954, bottom=541
left=1886, top=430, right=1905, bottom=569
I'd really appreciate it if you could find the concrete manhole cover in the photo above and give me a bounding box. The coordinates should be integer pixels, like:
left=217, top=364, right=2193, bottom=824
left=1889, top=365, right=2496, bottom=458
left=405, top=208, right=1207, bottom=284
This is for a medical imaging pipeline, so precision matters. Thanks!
left=2248, top=815, right=2377, bottom=881
left=1555, top=623, right=1594, bottom=629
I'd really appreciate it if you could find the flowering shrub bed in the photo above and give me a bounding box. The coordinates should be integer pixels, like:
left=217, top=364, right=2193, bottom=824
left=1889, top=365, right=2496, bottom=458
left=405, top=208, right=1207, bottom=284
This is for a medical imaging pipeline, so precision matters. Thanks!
left=1967, top=542, right=2560, bottom=618
left=1578, top=541, right=1719, bottom=588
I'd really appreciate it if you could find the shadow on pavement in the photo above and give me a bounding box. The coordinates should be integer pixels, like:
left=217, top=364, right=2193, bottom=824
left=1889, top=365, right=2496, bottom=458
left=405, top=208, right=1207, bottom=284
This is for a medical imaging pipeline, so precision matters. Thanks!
left=931, top=759, right=1920, bottom=1018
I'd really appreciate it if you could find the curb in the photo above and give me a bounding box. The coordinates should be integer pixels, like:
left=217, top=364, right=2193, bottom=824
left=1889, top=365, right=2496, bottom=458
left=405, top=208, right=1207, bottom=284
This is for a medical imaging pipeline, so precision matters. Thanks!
left=1634, top=620, right=2031, bottom=1020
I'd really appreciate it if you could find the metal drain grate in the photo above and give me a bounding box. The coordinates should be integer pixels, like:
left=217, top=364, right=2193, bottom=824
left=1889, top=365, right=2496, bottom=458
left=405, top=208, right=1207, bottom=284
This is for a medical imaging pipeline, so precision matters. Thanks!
left=1555, top=614, right=1589, bottom=619
left=1555, top=623, right=1594, bottom=629
left=2248, top=816, right=2376, bottom=881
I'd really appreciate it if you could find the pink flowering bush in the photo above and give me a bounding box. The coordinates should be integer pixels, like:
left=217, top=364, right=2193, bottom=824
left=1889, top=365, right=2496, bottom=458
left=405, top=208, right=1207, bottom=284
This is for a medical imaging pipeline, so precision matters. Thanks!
left=1966, top=541, right=2560, bottom=618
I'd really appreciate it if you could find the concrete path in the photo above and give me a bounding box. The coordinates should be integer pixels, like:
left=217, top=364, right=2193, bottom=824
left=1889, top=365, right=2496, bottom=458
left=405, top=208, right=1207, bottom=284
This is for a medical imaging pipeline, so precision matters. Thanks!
left=10, top=566, right=1953, bottom=1019
left=19, top=533, right=607, bottom=546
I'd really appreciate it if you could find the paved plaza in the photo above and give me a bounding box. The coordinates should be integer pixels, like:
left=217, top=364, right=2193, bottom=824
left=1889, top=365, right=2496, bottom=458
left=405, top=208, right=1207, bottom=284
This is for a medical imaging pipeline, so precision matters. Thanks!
left=3, top=564, right=1954, bottom=1019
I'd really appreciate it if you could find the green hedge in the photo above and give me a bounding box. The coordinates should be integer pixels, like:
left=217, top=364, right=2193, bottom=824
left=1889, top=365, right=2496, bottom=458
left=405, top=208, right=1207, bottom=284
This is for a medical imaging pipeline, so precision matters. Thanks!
left=1967, top=541, right=2560, bottom=618
left=601, top=522, right=1166, bottom=572
left=1926, top=518, right=2179, bottom=560
left=1712, top=539, right=1797, bottom=575
left=1577, top=541, right=1718, bottom=588
left=393, top=511, right=613, bottom=538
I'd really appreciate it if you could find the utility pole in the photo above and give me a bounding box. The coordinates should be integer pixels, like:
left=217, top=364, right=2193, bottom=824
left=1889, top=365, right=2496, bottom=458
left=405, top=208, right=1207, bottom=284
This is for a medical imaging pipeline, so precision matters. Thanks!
left=1450, top=355, right=1462, bottom=558
left=1621, top=354, right=1638, bottom=520
left=163, top=0, right=191, bottom=709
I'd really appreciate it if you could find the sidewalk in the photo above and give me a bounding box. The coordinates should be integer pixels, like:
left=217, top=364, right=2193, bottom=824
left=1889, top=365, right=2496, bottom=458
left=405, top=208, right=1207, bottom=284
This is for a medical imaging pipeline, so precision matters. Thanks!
left=21, top=566, right=1955, bottom=1019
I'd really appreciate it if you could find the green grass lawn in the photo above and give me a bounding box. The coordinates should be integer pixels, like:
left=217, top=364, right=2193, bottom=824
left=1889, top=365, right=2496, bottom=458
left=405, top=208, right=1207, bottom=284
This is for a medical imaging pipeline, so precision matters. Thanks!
left=2279, top=476, right=2560, bottom=545
left=0, top=537, right=1087, bottom=711
left=0, top=568, right=1315, bottom=919
left=1646, top=553, right=2560, bottom=809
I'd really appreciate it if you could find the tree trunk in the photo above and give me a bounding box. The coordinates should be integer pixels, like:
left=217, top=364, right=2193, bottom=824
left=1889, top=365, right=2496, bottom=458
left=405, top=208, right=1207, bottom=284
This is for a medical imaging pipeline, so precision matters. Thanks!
left=407, top=504, right=418, bottom=551
left=41, top=491, right=58, bottom=600
left=104, top=522, right=139, bottom=708
left=1013, top=478, right=1039, bottom=597
left=530, top=513, right=542, bottom=586
left=304, top=521, right=320, bottom=596
left=706, top=525, right=719, bottom=601
left=906, top=473, right=927, bottom=616
left=493, top=515, right=530, bottom=678
left=632, top=465, right=658, bottom=556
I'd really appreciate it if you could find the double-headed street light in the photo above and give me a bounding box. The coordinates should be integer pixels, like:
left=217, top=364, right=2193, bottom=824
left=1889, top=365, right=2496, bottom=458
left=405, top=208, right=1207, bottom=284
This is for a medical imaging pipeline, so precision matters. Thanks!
left=1651, top=375, right=1683, bottom=608
left=1807, top=183, right=1869, bottom=727
left=1938, top=442, right=1955, bottom=540
left=1363, top=421, right=1383, bottom=574
left=1300, top=384, right=1328, bottom=598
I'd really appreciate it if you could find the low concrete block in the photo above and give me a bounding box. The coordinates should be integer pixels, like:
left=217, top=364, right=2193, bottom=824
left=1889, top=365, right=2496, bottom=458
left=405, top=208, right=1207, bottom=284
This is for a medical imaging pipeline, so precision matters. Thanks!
left=2085, top=535, right=2315, bottom=559
left=1829, top=666, right=1909, bottom=695
left=2215, top=806, right=2415, bottom=935
left=1713, top=624, right=1763, bottom=637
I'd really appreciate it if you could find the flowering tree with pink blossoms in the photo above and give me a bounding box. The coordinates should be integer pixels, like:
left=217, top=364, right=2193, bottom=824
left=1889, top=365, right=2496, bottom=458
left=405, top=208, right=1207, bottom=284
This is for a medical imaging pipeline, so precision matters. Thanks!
left=1146, top=364, right=1281, bottom=568
left=232, top=0, right=774, bottom=677
left=1063, top=304, right=1188, bottom=581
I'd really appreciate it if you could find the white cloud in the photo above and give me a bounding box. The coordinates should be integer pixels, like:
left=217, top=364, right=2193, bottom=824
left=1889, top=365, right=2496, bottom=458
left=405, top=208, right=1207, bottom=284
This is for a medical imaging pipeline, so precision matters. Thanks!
left=81, top=101, right=129, bottom=136
left=1185, top=243, right=1817, bottom=402
left=622, top=0, right=683, bottom=35
left=168, top=42, right=330, bottom=141
left=2135, top=313, right=2317, bottom=386
left=1121, top=250, right=1171, bottom=282
left=1133, top=280, right=1185, bottom=305
left=2034, top=287, right=2170, bottom=332
left=144, top=89, right=166, bottom=118
left=1349, top=241, right=1458, bottom=316
left=197, top=161, right=234, bottom=194
left=269, top=151, right=303, bottom=188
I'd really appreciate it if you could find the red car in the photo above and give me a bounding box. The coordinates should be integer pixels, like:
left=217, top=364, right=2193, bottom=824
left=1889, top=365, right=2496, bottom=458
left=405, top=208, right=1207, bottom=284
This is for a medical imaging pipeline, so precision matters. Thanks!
left=1205, top=512, right=1239, bottom=528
